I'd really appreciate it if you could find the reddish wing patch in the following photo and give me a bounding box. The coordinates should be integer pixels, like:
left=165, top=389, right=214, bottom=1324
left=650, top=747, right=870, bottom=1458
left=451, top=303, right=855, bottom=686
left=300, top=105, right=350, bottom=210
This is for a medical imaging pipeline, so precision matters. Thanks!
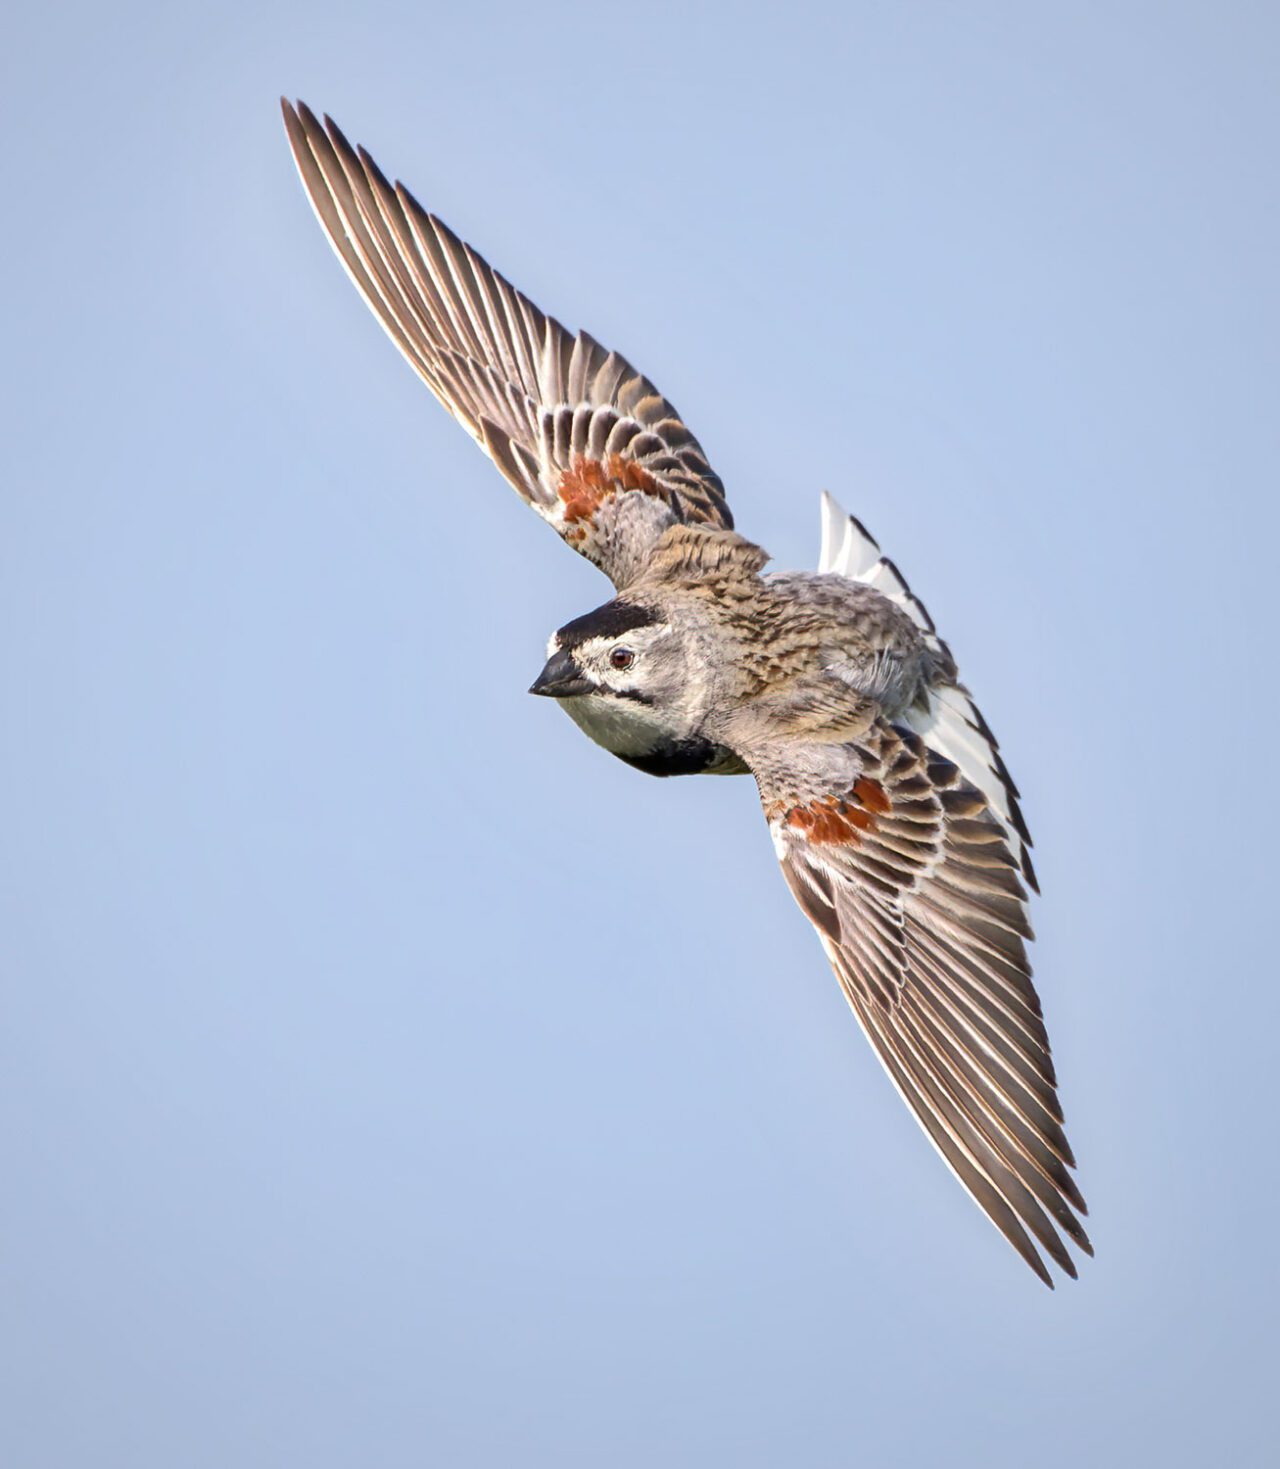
left=558, top=453, right=662, bottom=525
left=853, top=777, right=892, bottom=814
left=779, top=779, right=892, bottom=846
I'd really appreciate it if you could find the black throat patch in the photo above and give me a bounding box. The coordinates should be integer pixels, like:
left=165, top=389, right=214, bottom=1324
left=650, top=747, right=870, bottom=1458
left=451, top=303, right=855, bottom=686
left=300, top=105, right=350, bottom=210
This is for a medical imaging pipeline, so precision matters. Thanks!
left=615, top=736, right=720, bottom=778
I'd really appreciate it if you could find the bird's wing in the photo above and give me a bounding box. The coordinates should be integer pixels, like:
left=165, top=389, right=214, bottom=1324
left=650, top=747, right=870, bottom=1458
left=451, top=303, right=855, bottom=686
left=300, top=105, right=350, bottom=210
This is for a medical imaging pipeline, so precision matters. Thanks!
left=817, top=493, right=1036, bottom=888
left=755, top=719, right=1087, bottom=1285
left=282, top=101, right=732, bottom=590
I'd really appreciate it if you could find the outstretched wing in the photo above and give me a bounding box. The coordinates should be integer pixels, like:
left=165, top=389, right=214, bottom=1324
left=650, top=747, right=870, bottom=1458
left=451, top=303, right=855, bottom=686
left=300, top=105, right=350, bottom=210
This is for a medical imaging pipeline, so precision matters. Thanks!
left=760, top=721, right=1088, bottom=1286
left=282, top=101, right=732, bottom=589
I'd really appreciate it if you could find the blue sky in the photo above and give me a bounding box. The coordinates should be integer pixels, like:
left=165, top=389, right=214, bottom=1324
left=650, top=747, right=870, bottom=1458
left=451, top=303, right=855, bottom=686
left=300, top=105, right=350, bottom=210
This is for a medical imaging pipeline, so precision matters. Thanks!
left=3, top=2, right=1277, bottom=1465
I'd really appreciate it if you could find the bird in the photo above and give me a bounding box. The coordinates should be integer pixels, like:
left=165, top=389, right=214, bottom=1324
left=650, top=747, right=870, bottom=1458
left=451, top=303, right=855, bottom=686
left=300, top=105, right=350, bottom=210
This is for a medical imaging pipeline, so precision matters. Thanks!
left=281, top=99, right=1090, bottom=1287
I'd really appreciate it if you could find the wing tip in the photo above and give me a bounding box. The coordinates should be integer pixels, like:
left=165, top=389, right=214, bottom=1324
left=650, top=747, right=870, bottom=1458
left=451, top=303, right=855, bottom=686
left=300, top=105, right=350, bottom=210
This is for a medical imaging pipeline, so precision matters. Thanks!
left=280, top=95, right=307, bottom=152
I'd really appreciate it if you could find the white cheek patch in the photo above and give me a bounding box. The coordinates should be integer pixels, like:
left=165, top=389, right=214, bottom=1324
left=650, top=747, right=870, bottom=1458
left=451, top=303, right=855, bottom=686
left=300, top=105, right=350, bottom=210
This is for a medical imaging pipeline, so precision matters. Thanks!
left=571, top=627, right=667, bottom=670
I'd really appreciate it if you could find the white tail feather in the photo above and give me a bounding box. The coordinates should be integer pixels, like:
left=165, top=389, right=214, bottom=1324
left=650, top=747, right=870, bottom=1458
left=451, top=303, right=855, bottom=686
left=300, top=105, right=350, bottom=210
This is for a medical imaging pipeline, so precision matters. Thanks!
left=816, top=492, right=1032, bottom=883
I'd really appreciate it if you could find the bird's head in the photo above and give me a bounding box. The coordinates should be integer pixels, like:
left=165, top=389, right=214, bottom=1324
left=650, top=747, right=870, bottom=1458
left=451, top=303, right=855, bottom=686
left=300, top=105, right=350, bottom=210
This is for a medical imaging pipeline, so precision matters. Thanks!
left=530, top=598, right=685, bottom=706
left=529, top=597, right=732, bottom=775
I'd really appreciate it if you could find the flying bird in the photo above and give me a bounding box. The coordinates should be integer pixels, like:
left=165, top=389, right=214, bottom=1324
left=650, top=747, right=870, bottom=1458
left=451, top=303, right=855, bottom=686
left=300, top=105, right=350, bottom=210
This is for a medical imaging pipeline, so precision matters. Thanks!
left=281, top=100, right=1090, bottom=1286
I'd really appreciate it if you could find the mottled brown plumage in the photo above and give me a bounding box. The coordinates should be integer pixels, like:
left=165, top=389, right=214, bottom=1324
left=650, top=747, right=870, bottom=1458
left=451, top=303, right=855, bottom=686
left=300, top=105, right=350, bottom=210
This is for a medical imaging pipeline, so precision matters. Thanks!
left=283, top=101, right=1087, bottom=1285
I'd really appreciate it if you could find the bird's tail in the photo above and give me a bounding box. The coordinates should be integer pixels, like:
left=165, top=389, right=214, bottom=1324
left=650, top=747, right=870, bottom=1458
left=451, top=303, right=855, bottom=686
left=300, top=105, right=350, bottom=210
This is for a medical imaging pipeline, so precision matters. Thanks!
left=816, top=492, right=1036, bottom=889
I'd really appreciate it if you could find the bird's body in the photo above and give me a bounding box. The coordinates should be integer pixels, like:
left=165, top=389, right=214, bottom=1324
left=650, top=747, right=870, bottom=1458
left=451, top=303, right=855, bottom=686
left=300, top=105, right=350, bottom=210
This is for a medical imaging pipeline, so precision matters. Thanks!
left=282, top=100, right=1089, bottom=1286
left=542, top=562, right=940, bottom=779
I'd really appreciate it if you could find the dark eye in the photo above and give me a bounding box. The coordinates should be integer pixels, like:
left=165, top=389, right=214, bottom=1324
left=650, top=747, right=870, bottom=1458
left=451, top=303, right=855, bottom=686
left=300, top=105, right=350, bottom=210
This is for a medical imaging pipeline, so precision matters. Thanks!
left=609, top=646, right=635, bottom=671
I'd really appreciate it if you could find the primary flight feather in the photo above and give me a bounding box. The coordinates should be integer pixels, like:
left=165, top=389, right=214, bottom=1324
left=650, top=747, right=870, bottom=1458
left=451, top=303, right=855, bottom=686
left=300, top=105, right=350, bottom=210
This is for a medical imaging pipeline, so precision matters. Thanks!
left=282, top=99, right=1089, bottom=1286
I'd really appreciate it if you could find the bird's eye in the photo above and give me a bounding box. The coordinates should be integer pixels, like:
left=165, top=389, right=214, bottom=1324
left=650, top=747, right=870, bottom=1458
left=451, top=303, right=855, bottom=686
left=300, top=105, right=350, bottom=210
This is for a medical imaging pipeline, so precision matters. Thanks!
left=609, top=646, right=635, bottom=671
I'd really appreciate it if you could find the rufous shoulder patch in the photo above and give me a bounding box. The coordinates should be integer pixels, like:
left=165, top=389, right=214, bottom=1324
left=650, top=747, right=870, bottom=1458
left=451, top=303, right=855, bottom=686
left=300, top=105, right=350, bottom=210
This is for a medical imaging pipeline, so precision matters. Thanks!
left=778, top=778, right=892, bottom=847
left=853, top=777, right=892, bottom=814
left=558, top=453, right=661, bottom=524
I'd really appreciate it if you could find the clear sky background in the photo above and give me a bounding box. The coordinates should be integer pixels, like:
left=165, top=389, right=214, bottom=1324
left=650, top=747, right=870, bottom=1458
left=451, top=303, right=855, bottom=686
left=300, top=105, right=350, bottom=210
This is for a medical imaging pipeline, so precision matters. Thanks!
left=3, top=2, right=1276, bottom=1465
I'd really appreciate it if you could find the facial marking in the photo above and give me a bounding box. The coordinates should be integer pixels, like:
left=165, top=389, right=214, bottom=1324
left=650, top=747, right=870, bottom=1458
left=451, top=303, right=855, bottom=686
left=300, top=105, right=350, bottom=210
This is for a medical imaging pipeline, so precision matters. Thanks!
left=553, top=599, right=661, bottom=654
left=569, top=628, right=665, bottom=690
